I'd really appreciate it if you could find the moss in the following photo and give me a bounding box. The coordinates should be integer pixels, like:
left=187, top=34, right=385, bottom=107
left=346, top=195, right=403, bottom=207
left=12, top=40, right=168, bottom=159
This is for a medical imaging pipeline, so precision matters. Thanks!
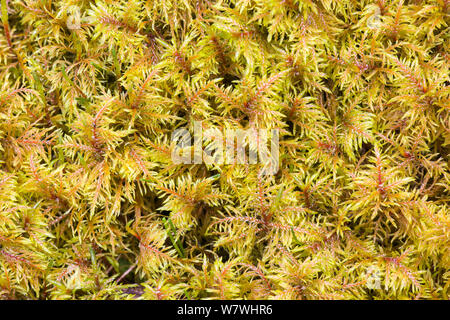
left=0, top=0, right=449, bottom=300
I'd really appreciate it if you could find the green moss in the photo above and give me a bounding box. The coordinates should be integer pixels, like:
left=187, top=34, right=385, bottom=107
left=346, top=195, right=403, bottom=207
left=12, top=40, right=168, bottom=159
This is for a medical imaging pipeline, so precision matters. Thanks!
left=0, top=0, right=449, bottom=300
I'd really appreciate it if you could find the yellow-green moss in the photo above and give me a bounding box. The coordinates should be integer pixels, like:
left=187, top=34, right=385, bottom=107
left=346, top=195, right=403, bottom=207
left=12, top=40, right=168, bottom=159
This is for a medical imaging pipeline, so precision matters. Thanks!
left=0, top=0, right=449, bottom=300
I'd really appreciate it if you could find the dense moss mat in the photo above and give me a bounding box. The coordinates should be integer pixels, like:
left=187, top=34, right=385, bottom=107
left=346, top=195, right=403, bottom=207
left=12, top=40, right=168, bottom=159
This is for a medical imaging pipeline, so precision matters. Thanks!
left=0, top=0, right=449, bottom=299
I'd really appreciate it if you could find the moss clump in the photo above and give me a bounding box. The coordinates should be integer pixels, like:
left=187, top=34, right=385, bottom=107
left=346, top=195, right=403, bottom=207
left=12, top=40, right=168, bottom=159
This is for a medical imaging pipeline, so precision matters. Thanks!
left=0, top=0, right=449, bottom=300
